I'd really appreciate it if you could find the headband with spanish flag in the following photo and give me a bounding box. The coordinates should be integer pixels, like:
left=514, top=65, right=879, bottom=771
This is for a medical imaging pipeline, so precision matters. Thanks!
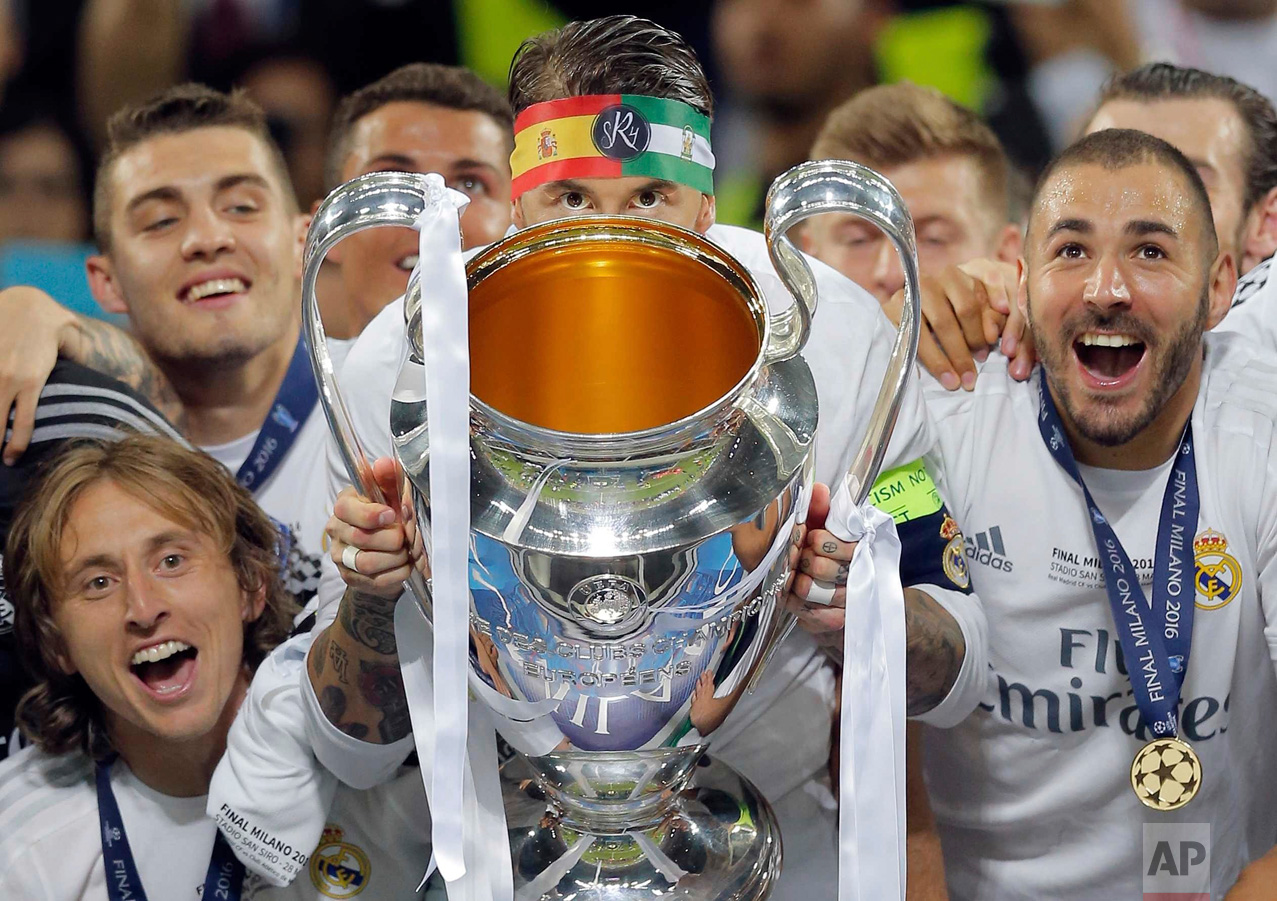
left=511, top=95, right=715, bottom=199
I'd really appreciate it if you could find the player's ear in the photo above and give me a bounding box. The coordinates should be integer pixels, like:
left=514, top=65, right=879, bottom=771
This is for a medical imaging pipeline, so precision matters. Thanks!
left=994, top=223, right=1022, bottom=263
left=86, top=255, right=129, bottom=314
left=694, top=193, right=716, bottom=234
left=1205, top=250, right=1238, bottom=331
left=1242, top=186, right=1277, bottom=272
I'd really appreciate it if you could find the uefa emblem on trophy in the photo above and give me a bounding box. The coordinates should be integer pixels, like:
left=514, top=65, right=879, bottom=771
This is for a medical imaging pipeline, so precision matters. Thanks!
left=302, top=159, right=920, bottom=899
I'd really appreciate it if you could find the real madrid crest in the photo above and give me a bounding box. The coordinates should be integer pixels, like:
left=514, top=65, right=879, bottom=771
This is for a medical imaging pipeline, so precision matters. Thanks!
left=1193, top=528, right=1242, bottom=610
left=310, top=823, right=372, bottom=898
left=940, top=514, right=971, bottom=589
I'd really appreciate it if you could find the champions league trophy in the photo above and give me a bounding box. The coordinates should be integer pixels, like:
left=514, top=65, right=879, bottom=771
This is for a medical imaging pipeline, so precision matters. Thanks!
left=302, top=160, right=920, bottom=899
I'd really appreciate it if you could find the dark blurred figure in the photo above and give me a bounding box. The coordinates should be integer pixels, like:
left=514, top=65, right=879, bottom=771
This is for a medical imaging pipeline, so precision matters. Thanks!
left=0, top=0, right=21, bottom=107
left=710, top=0, right=1052, bottom=227
left=240, top=54, right=336, bottom=209
left=0, top=101, right=88, bottom=243
left=710, top=0, right=880, bottom=225
left=0, top=98, right=102, bottom=319
left=1013, top=0, right=1277, bottom=152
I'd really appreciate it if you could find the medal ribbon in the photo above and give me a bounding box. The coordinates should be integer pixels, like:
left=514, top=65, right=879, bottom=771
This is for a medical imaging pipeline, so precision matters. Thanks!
left=96, top=757, right=244, bottom=901
left=1037, top=379, right=1198, bottom=738
left=235, top=336, right=320, bottom=493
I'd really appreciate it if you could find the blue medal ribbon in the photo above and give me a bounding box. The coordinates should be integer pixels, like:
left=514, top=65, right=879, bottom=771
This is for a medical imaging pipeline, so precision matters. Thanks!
left=1037, top=379, right=1198, bottom=739
left=235, top=336, right=319, bottom=493
left=96, top=757, right=243, bottom=901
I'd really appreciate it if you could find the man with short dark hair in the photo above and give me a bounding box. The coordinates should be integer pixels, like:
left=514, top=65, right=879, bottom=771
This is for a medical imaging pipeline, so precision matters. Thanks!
left=1087, top=62, right=1277, bottom=276
left=318, top=63, right=514, bottom=337
left=0, top=84, right=341, bottom=561
left=505, top=16, right=718, bottom=232
left=800, top=128, right=1277, bottom=898
left=894, top=63, right=1277, bottom=390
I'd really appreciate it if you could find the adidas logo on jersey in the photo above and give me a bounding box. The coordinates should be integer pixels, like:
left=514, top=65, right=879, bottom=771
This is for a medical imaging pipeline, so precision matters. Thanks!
left=966, top=526, right=1014, bottom=572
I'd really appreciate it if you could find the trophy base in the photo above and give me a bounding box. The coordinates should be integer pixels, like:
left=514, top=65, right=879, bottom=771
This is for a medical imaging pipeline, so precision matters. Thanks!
left=505, top=756, right=782, bottom=900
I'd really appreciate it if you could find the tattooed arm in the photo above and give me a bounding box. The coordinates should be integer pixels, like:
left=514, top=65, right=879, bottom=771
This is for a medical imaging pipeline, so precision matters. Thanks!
left=903, top=588, right=966, bottom=717
left=307, top=588, right=410, bottom=744
left=62, top=315, right=185, bottom=428
left=0, top=286, right=184, bottom=463
left=794, top=575, right=966, bottom=713
left=789, top=479, right=972, bottom=717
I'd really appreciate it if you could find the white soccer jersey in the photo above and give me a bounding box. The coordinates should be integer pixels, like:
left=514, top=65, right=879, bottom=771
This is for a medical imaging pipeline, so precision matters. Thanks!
left=0, top=750, right=215, bottom=899
left=1215, top=253, right=1275, bottom=346
left=920, top=333, right=1277, bottom=900
left=203, top=338, right=354, bottom=558
left=0, top=666, right=430, bottom=900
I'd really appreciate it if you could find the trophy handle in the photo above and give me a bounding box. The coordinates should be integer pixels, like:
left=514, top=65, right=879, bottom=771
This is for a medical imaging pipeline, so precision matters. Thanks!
left=302, top=171, right=442, bottom=501
left=764, top=159, right=921, bottom=502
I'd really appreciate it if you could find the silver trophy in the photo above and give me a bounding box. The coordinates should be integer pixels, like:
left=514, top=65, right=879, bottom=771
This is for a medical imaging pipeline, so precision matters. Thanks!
left=302, top=160, right=920, bottom=900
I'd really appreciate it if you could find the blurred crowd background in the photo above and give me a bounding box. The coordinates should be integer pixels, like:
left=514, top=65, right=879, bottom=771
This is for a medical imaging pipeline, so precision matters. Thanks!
left=2, top=0, right=1274, bottom=316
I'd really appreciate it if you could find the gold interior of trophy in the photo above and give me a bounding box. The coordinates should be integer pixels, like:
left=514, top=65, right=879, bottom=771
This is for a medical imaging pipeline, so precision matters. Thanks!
left=469, top=241, right=761, bottom=434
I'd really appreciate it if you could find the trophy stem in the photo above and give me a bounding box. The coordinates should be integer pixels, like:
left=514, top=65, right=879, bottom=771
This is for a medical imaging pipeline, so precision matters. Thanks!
left=506, top=756, right=783, bottom=899
left=518, top=746, right=707, bottom=835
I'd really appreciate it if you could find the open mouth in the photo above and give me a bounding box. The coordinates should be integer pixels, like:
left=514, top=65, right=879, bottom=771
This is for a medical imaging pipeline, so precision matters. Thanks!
left=396, top=254, right=419, bottom=272
left=130, top=640, right=198, bottom=698
left=181, top=277, right=249, bottom=304
left=1073, top=332, right=1146, bottom=385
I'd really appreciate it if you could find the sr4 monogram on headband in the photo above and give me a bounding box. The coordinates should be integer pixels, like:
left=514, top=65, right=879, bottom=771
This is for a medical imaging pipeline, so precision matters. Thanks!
left=511, top=95, right=715, bottom=199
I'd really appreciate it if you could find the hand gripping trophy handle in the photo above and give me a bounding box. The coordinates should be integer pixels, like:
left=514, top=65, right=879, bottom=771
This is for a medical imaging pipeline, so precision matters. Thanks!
left=300, top=170, right=442, bottom=605
left=764, top=159, right=922, bottom=504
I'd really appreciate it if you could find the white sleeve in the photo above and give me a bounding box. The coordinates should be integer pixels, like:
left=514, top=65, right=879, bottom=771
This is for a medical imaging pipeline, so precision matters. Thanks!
left=807, top=247, right=936, bottom=476
left=312, top=554, right=346, bottom=635
left=1253, top=433, right=1277, bottom=673
left=208, top=634, right=336, bottom=887
left=907, top=442, right=990, bottom=729
left=791, top=264, right=935, bottom=487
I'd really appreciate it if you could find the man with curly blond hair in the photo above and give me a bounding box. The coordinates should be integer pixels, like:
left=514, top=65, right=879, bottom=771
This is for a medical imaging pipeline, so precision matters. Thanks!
left=0, top=435, right=434, bottom=898
left=0, top=435, right=294, bottom=897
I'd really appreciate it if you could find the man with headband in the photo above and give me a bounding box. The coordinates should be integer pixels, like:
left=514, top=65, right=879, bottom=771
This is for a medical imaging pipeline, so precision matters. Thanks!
left=214, top=15, right=987, bottom=898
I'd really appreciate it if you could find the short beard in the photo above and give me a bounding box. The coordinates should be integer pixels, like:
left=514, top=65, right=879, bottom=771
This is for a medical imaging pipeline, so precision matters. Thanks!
left=1028, top=288, right=1208, bottom=448
left=146, top=333, right=273, bottom=375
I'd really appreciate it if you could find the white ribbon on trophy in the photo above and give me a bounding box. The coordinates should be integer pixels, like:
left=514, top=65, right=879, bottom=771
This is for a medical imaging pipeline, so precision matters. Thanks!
left=825, top=478, right=908, bottom=901
left=392, top=176, right=514, bottom=901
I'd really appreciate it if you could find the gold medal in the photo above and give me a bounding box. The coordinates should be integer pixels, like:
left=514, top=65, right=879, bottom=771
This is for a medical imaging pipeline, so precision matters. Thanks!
left=1131, top=737, right=1203, bottom=811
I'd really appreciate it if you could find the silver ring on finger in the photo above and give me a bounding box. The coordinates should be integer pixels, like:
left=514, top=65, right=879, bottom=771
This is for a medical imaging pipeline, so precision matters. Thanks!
left=805, top=579, right=838, bottom=607
left=341, top=543, right=362, bottom=574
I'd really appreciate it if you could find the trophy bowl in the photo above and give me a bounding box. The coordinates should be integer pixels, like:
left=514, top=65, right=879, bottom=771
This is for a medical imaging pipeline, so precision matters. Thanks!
left=302, top=162, right=920, bottom=900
